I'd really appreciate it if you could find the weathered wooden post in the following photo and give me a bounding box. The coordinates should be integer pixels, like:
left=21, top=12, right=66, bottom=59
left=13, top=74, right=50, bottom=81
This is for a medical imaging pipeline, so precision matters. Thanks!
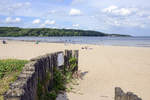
left=64, top=50, right=72, bottom=71
left=64, top=50, right=79, bottom=73
left=72, top=50, right=79, bottom=72
left=115, top=87, right=142, bottom=100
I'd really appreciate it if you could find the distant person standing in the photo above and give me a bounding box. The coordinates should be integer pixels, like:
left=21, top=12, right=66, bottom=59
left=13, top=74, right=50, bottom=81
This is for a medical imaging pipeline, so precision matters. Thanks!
left=64, top=40, right=67, bottom=46
left=35, top=40, right=39, bottom=44
left=2, top=40, right=6, bottom=44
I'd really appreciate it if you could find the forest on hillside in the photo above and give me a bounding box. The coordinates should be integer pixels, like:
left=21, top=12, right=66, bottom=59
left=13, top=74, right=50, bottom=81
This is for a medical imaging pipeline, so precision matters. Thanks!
left=0, top=27, right=130, bottom=37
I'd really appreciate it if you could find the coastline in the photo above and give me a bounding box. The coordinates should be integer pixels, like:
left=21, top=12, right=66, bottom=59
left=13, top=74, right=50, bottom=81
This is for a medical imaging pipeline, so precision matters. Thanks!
left=0, top=40, right=150, bottom=100
left=0, top=37, right=150, bottom=48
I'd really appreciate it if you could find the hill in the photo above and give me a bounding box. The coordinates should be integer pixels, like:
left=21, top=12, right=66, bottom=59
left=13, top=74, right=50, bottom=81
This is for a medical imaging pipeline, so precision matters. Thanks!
left=0, top=27, right=131, bottom=37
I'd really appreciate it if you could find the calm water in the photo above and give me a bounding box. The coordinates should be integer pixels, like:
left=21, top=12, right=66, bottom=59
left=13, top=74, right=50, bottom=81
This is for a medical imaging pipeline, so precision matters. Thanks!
left=0, top=36, right=150, bottom=47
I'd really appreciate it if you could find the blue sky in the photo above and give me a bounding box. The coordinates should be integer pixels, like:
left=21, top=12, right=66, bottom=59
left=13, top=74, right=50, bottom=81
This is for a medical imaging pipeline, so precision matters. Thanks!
left=0, top=0, right=150, bottom=36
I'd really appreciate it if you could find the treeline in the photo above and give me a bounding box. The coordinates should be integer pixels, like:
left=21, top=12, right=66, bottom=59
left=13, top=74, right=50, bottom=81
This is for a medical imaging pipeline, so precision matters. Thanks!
left=0, top=27, right=130, bottom=37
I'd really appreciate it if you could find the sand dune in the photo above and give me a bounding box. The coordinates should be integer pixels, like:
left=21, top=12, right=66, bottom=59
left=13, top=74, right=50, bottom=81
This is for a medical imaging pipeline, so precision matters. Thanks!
left=0, top=40, right=150, bottom=100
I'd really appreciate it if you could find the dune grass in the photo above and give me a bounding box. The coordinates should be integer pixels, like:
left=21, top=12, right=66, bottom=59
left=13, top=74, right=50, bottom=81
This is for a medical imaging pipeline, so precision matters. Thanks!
left=0, top=59, right=28, bottom=100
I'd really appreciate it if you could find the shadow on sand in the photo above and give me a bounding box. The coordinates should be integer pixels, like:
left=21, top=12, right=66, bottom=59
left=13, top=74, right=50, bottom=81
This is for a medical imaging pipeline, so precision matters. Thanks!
left=56, top=70, right=89, bottom=100
left=77, top=70, right=88, bottom=80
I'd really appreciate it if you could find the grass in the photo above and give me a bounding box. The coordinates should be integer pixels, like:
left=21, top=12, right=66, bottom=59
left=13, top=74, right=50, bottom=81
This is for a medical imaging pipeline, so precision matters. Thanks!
left=0, top=59, right=28, bottom=100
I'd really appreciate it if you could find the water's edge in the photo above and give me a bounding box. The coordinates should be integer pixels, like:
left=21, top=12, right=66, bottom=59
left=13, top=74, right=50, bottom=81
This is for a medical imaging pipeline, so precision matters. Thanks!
left=0, top=36, right=150, bottom=48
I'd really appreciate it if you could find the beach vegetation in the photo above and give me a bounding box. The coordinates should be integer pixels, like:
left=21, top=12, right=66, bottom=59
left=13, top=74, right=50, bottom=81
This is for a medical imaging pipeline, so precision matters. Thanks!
left=37, top=57, right=78, bottom=100
left=0, top=59, right=28, bottom=100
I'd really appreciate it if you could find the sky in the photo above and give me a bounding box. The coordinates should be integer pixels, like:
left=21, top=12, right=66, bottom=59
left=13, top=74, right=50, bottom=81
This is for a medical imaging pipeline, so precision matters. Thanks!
left=0, top=0, right=150, bottom=36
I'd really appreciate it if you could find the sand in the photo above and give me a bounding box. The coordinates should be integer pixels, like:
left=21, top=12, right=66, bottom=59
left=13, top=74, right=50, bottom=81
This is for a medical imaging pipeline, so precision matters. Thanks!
left=0, top=40, right=150, bottom=100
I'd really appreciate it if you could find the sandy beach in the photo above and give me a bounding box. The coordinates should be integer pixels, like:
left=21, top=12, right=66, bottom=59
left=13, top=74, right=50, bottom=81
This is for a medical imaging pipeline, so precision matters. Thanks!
left=0, top=40, right=150, bottom=100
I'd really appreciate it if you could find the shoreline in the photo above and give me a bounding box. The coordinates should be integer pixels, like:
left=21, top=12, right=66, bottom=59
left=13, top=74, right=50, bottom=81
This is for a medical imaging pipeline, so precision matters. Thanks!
left=0, top=39, right=150, bottom=48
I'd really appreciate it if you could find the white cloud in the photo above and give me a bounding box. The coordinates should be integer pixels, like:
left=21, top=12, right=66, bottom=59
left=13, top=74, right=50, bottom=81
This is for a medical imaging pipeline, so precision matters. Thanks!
left=136, top=9, right=150, bottom=17
left=102, top=5, right=131, bottom=16
left=40, top=20, right=56, bottom=27
left=115, top=8, right=131, bottom=16
left=5, top=17, right=21, bottom=23
left=6, top=17, right=12, bottom=23
left=148, top=16, right=150, bottom=19
left=69, top=8, right=81, bottom=16
left=105, top=16, right=146, bottom=28
left=45, top=20, right=55, bottom=25
left=32, top=19, right=41, bottom=24
left=15, top=18, right=21, bottom=22
left=72, top=24, right=79, bottom=27
left=102, top=5, right=118, bottom=13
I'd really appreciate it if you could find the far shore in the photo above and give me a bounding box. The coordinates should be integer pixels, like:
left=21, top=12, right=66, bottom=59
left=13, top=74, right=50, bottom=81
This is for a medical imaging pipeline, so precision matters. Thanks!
left=0, top=40, right=150, bottom=100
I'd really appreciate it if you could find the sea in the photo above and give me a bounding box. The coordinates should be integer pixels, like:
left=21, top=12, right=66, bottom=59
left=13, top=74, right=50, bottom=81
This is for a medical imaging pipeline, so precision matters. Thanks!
left=0, top=36, right=150, bottom=47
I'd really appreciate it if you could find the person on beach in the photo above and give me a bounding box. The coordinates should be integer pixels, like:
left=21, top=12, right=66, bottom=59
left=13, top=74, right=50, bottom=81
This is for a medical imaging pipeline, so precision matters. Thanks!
left=2, top=40, right=6, bottom=44
left=64, top=40, right=67, bottom=46
left=35, top=40, right=39, bottom=44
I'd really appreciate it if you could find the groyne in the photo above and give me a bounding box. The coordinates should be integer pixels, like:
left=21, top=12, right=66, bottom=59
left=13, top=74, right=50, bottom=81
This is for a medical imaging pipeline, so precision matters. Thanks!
left=4, top=50, right=78, bottom=100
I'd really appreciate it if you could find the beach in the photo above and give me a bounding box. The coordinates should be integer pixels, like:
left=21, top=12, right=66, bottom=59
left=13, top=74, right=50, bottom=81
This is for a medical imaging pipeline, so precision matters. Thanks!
left=0, top=40, right=150, bottom=100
